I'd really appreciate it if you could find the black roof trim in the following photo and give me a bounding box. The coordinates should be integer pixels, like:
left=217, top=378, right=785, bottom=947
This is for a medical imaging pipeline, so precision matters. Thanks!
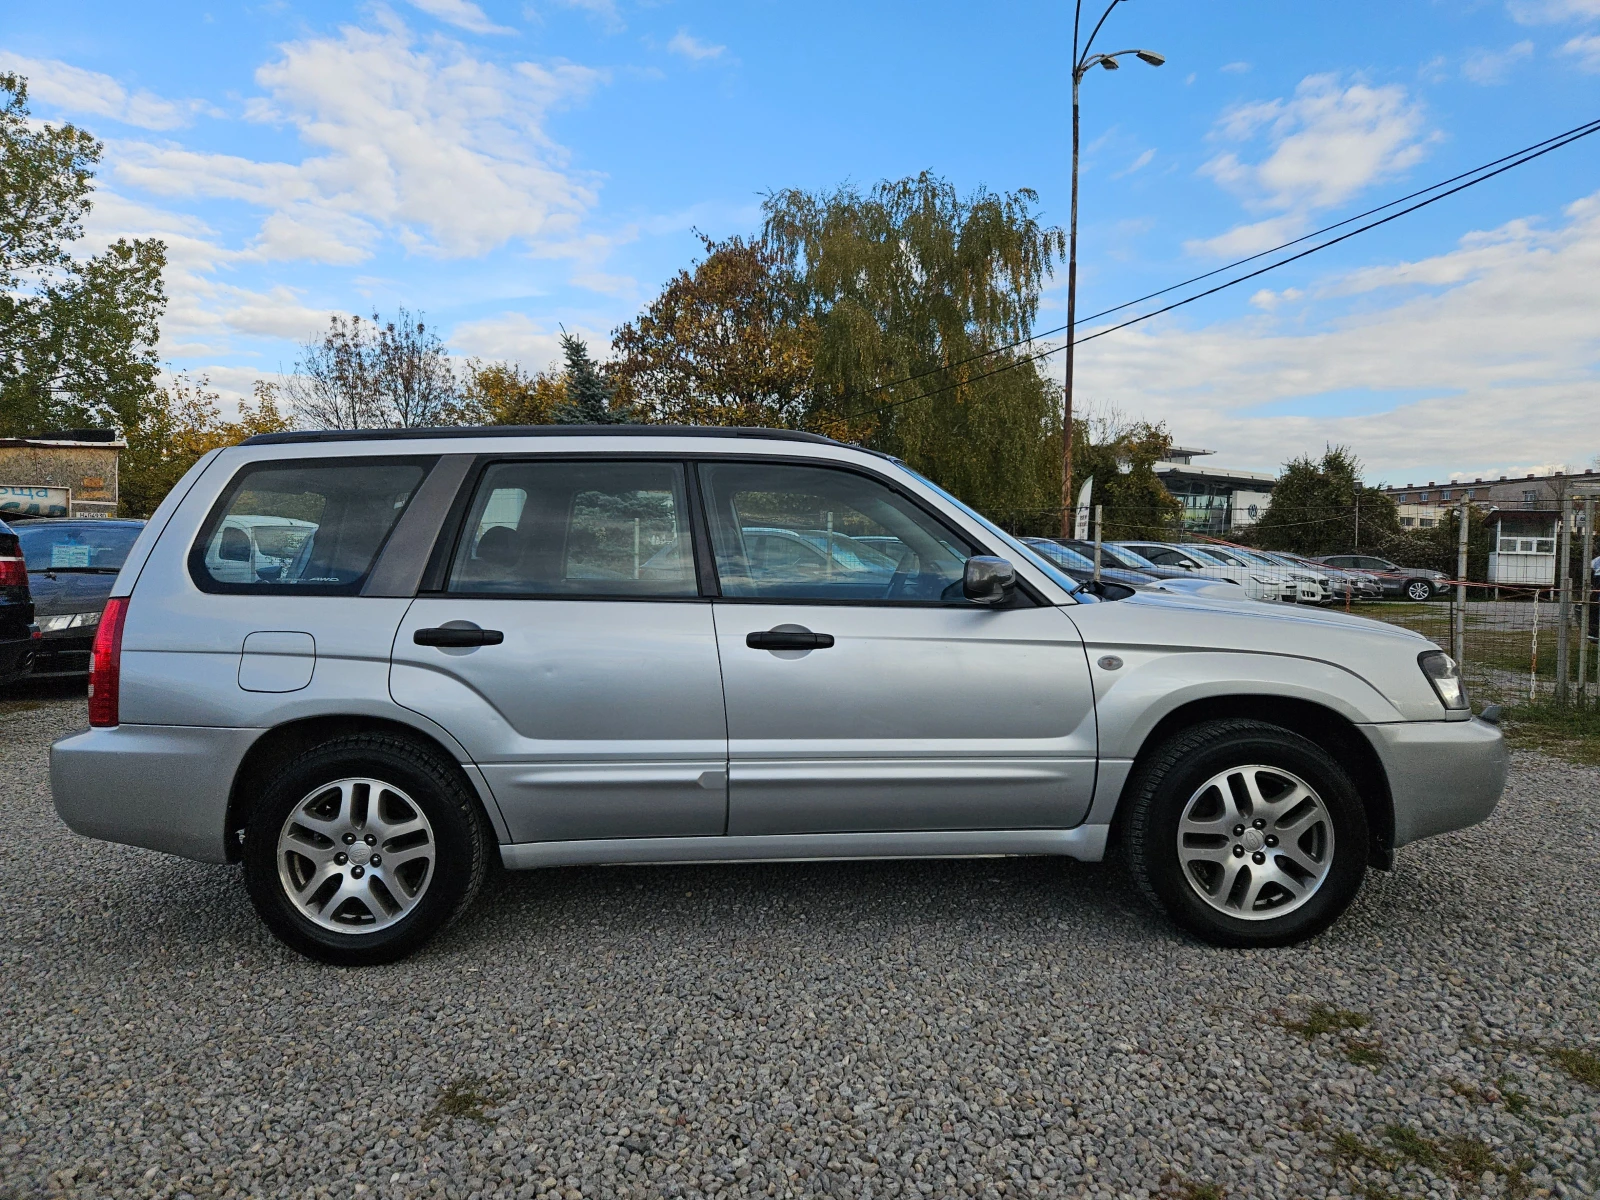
left=241, top=424, right=844, bottom=448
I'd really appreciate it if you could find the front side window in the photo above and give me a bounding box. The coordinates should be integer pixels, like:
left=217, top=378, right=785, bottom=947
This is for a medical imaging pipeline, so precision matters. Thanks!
left=193, top=459, right=428, bottom=593
left=700, top=462, right=974, bottom=602
left=447, top=460, right=697, bottom=598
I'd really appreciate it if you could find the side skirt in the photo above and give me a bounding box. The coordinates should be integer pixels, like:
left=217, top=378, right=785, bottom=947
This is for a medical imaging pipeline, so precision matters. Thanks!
left=499, top=826, right=1110, bottom=870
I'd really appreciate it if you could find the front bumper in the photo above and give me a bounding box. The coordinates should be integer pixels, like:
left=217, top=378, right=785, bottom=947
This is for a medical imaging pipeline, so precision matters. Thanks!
left=51, top=724, right=260, bottom=863
left=0, top=635, right=34, bottom=685
left=1361, top=716, right=1507, bottom=849
left=30, top=631, right=92, bottom=677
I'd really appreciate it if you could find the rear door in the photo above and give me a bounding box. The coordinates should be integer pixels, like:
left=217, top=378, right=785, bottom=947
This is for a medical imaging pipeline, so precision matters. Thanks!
left=390, top=458, right=729, bottom=844
left=699, top=460, right=1097, bottom=836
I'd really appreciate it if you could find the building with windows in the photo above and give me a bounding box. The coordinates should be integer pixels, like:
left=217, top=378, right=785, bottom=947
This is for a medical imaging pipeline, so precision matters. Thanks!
left=1152, top=445, right=1276, bottom=536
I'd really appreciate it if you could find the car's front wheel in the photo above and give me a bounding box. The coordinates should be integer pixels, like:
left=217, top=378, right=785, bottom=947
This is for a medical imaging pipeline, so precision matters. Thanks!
left=1404, top=579, right=1435, bottom=601
left=243, top=733, right=491, bottom=965
left=1123, top=719, right=1369, bottom=947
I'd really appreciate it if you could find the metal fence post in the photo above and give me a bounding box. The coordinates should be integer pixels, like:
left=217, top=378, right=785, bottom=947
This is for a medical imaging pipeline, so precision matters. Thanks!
left=1582, top=496, right=1596, bottom=708
left=1557, top=494, right=1573, bottom=706
left=1454, top=501, right=1468, bottom=670
left=1092, top=505, right=1103, bottom=583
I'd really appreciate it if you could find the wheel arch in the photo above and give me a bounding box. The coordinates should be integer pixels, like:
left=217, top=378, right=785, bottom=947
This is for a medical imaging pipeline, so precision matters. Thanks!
left=223, top=714, right=503, bottom=863
left=1113, top=694, right=1395, bottom=870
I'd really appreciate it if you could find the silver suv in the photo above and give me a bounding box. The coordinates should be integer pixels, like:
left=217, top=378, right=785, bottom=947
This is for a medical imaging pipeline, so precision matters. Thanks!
left=51, top=428, right=1507, bottom=964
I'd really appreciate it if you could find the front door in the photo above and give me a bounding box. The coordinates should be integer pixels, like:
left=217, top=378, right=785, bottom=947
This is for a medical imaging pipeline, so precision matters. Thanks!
left=391, top=459, right=728, bottom=844
left=698, top=461, right=1097, bottom=836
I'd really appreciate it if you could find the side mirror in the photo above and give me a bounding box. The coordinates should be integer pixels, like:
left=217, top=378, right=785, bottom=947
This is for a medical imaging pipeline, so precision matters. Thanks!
left=963, top=556, right=1016, bottom=605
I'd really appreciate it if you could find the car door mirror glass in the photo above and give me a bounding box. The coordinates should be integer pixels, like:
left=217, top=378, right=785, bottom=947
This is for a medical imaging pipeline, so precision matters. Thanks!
left=963, top=556, right=1015, bottom=605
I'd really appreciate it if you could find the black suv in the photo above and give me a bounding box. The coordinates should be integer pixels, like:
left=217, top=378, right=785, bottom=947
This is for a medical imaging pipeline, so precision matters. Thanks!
left=0, top=517, right=39, bottom=685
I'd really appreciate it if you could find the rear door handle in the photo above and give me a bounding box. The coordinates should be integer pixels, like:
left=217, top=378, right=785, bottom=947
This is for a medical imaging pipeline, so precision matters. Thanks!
left=414, top=626, right=504, bottom=647
left=746, top=630, right=834, bottom=651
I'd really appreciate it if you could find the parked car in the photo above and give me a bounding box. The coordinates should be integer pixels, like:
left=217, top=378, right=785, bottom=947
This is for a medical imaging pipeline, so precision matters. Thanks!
left=12, top=518, right=146, bottom=677
left=1313, top=555, right=1449, bottom=601
left=1221, top=546, right=1338, bottom=605
left=1054, top=539, right=1245, bottom=593
left=1021, top=538, right=1236, bottom=599
left=51, top=427, right=1506, bottom=964
left=1115, top=540, right=1303, bottom=602
left=0, top=517, right=39, bottom=685
left=1264, top=551, right=1384, bottom=602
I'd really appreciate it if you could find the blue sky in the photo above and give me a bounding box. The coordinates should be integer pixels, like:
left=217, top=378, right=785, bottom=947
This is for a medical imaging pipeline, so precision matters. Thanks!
left=4, top=0, right=1600, bottom=485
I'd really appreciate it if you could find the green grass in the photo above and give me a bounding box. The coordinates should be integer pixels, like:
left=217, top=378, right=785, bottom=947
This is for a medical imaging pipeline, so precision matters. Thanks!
left=428, top=1077, right=497, bottom=1127
left=1501, top=702, right=1600, bottom=766
left=1546, top=1046, right=1600, bottom=1089
left=1344, top=1041, right=1389, bottom=1069
left=1283, top=1005, right=1369, bottom=1038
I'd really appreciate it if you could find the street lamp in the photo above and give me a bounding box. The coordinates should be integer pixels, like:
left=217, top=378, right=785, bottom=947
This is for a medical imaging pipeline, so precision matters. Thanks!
left=1059, top=0, right=1164, bottom=538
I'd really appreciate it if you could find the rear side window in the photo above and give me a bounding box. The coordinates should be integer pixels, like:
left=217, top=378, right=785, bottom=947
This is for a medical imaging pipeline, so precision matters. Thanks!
left=191, top=458, right=429, bottom=594
left=446, top=460, right=698, bottom=598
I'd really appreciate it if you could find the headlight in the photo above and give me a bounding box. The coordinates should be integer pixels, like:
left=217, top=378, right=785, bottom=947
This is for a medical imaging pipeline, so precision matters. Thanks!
left=39, top=611, right=103, bottom=632
left=1249, top=574, right=1276, bottom=585
left=1418, top=650, right=1468, bottom=710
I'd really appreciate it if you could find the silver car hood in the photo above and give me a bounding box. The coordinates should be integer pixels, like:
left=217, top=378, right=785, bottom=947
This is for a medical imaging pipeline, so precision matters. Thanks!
left=1065, top=588, right=1450, bottom=723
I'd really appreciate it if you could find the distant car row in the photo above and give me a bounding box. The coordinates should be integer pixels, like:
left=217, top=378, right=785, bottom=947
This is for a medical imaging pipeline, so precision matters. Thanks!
left=1020, top=538, right=1450, bottom=605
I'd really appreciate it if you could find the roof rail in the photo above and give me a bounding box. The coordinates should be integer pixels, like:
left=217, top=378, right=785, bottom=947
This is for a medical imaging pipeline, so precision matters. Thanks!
left=241, top=424, right=844, bottom=447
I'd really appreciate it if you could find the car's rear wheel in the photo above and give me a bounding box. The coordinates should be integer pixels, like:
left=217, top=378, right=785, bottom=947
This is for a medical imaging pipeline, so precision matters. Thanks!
left=243, top=733, right=490, bottom=965
left=1123, top=719, right=1369, bottom=947
left=1404, top=579, right=1435, bottom=601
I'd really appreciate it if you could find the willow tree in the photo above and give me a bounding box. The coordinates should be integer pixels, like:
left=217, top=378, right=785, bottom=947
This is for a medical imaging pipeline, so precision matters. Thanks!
left=763, top=173, right=1066, bottom=525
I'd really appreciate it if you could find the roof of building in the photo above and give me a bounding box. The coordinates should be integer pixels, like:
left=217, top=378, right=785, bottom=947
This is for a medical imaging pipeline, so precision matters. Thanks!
left=243, top=424, right=845, bottom=447
left=1153, top=462, right=1276, bottom=486
left=1381, top=468, right=1598, bottom=493
left=0, top=436, right=127, bottom=450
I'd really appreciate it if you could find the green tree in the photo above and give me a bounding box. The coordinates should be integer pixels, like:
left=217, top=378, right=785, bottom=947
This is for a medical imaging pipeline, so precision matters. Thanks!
left=551, top=331, right=629, bottom=424
left=610, top=234, right=814, bottom=428
left=0, top=73, right=166, bottom=435
left=762, top=172, right=1066, bottom=523
left=283, top=308, right=461, bottom=429
left=1068, top=412, right=1182, bottom=539
left=1250, top=446, right=1399, bottom=555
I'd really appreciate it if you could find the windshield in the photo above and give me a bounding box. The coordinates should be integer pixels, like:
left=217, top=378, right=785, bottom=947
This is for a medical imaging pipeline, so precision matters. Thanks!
left=899, top=467, right=1083, bottom=597
left=1022, top=539, right=1096, bottom=571
left=1106, top=543, right=1159, bottom=569
left=16, top=521, right=142, bottom=571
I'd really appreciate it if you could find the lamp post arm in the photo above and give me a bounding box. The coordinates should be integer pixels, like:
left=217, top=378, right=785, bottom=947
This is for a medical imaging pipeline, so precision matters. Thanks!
left=1077, top=0, right=1124, bottom=72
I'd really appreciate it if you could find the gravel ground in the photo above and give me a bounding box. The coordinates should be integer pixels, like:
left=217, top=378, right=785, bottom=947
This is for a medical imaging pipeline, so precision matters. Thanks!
left=2, top=692, right=1597, bottom=1200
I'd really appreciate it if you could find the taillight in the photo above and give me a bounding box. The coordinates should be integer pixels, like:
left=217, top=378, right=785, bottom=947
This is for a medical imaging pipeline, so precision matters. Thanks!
left=88, top=597, right=130, bottom=727
left=0, top=557, right=25, bottom=587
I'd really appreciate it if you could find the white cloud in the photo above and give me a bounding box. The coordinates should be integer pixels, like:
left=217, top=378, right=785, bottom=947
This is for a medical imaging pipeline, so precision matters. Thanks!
left=448, top=311, right=610, bottom=370
left=0, top=53, right=210, bottom=130
left=406, top=0, right=515, bottom=35
left=539, top=0, right=625, bottom=33
left=667, top=30, right=727, bottom=62
left=1075, top=192, right=1600, bottom=480
left=1508, top=0, right=1600, bottom=23
left=1220, top=61, right=1252, bottom=74
left=1112, top=148, right=1156, bottom=179
left=1561, top=32, right=1600, bottom=69
left=112, top=20, right=604, bottom=264
left=1189, top=74, right=1433, bottom=256
left=1461, top=40, right=1534, bottom=84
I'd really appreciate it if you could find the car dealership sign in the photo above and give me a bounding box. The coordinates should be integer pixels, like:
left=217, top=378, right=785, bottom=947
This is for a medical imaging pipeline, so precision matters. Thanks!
left=0, top=484, right=70, bottom=518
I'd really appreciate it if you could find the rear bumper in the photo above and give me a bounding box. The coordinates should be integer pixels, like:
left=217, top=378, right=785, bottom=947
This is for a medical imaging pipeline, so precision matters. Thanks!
left=1361, top=717, right=1508, bottom=849
left=51, top=724, right=259, bottom=863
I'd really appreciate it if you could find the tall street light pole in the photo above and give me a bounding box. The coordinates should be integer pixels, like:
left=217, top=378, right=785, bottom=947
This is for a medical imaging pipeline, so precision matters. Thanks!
left=1060, top=0, right=1164, bottom=538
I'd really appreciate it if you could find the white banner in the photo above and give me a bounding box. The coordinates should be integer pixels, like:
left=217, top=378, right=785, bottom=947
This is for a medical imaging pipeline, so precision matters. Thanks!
left=1072, top=476, right=1094, bottom=540
left=0, top=484, right=70, bottom=518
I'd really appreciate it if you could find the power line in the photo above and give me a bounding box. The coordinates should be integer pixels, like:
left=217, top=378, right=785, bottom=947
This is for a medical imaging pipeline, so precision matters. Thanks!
left=825, top=115, right=1600, bottom=425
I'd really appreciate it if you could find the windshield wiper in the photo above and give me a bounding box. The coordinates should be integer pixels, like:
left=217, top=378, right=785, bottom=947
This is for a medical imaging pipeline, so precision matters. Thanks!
left=34, top=566, right=121, bottom=575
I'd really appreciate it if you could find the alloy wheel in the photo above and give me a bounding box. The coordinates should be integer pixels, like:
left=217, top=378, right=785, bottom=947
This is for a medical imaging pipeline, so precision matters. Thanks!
left=1175, top=764, right=1335, bottom=920
left=276, top=777, right=436, bottom=933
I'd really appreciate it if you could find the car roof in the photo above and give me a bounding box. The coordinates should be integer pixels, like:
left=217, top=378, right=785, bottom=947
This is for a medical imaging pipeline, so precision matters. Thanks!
left=243, top=424, right=847, bottom=448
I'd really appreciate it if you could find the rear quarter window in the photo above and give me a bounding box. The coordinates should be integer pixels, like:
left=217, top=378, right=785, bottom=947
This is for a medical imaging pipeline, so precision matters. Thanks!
left=190, top=457, right=431, bottom=595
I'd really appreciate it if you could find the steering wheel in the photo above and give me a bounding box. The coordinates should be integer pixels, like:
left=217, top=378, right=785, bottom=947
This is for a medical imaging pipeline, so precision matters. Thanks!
left=885, top=554, right=918, bottom=600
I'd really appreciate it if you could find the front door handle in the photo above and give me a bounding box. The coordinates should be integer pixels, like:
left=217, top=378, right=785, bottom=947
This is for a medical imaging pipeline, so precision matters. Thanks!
left=414, top=626, right=504, bottom=647
left=746, top=630, right=834, bottom=651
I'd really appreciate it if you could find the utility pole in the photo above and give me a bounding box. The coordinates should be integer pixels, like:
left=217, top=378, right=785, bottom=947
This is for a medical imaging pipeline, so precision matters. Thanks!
left=1580, top=495, right=1595, bottom=707
left=1353, top=491, right=1360, bottom=551
left=1059, top=0, right=1164, bottom=537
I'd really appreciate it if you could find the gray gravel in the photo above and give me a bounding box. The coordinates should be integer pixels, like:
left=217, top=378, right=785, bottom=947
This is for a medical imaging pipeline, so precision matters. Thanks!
left=2, top=691, right=1598, bottom=1200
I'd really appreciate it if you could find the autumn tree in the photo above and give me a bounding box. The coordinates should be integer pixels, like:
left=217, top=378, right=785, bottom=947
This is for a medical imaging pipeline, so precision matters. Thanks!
left=119, top=377, right=292, bottom=517
left=459, top=360, right=566, bottom=425
left=0, top=73, right=166, bottom=436
left=610, top=235, right=813, bottom=427
left=762, top=173, right=1066, bottom=522
left=284, top=308, right=462, bottom=429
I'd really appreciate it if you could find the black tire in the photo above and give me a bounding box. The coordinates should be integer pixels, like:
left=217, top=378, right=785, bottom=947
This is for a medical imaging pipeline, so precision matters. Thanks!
left=1404, top=579, right=1434, bottom=602
left=1123, top=719, right=1369, bottom=948
left=243, top=733, right=491, bottom=965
